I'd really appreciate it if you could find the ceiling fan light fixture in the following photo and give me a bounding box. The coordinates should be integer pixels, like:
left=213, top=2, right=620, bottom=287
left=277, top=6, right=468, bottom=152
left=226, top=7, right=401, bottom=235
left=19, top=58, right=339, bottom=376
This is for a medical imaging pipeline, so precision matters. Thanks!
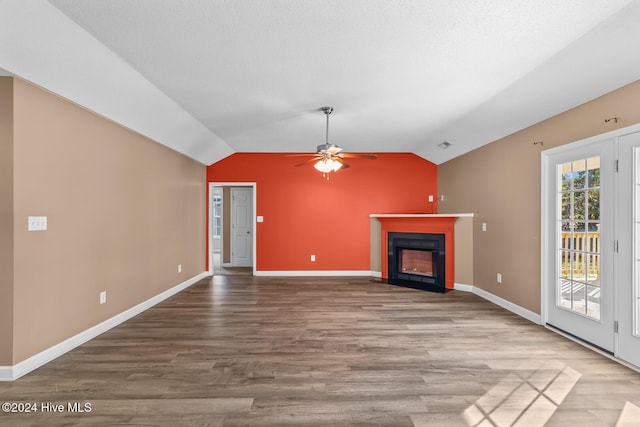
left=287, top=106, right=375, bottom=177
left=314, top=158, right=343, bottom=173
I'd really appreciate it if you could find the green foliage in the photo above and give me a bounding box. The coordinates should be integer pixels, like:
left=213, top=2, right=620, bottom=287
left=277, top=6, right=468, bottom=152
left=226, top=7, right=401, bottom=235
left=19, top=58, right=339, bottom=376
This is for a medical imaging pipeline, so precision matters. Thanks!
left=561, top=167, right=600, bottom=232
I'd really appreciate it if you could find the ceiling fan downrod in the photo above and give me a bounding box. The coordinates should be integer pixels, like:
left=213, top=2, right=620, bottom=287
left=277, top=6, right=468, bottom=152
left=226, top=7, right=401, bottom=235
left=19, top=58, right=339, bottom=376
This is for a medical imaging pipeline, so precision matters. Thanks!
left=322, top=106, right=333, bottom=145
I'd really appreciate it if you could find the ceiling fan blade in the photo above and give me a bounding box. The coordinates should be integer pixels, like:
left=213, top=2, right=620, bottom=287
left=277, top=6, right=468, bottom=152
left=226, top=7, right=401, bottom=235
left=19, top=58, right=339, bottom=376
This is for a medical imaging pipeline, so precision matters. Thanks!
left=333, top=157, right=351, bottom=169
left=338, top=153, right=377, bottom=160
left=294, top=157, right=322, bottom=167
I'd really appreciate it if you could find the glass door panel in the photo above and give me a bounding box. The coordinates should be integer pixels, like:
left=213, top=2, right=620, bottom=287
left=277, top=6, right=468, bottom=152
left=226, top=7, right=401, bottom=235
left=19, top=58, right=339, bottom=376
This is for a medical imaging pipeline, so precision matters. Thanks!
left=557, top=157, right=601, bottom=320
left=618, top=132, right=640, bottom=367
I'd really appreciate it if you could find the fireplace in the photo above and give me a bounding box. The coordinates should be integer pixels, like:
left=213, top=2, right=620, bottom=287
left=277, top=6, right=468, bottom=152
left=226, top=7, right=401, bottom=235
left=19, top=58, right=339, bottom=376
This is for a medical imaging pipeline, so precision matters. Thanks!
left=388, top=232, right=446, bottom=293
left=374, top=214, right=459, bottom=291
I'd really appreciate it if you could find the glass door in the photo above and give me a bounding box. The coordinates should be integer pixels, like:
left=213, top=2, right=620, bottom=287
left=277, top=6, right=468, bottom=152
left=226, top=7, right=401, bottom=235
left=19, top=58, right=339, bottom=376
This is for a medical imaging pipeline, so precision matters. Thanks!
left=617, top=131, right=640, bottom=367
left=544, top=138, right=615, bottom=352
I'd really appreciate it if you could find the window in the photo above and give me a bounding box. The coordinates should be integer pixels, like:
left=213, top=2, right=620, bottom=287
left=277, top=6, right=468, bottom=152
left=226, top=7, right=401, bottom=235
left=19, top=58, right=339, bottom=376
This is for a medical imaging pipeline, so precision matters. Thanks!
left=212, top=194, right=222, bottom=239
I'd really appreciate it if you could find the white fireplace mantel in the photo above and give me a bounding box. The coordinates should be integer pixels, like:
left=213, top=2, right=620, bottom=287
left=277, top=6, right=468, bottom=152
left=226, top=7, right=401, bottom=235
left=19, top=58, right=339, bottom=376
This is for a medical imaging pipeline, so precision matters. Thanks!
left=369, top=213, right=474, bottom=218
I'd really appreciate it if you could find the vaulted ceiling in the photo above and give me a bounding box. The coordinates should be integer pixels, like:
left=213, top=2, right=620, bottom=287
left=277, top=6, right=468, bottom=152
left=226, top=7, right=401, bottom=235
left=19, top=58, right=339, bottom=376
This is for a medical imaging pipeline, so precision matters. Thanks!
left=2, top=1, right=640, bottom=165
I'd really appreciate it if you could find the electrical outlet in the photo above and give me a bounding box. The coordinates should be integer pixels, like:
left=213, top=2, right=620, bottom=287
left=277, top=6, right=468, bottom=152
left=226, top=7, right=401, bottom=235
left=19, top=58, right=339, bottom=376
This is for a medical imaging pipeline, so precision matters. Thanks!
left=482, top=223, right=487, bottom=232
left=428, top=195, right=434, bottom=202
left=28, top=216, right=47, bottom=231
left=178, top=264, right=182, bottom=273
left=497, top=273, right=502, bottom=284
left=439, top=195, right=444, bottom=201
left=100, top=291, right=107, bottom=304
left=310, top=255, right=316, bottom=262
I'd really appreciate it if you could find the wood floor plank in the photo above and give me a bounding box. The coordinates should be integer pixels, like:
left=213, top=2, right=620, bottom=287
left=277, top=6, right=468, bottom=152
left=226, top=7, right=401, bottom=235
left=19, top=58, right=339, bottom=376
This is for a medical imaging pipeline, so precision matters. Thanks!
left=1, top=276, right=639, bottom=426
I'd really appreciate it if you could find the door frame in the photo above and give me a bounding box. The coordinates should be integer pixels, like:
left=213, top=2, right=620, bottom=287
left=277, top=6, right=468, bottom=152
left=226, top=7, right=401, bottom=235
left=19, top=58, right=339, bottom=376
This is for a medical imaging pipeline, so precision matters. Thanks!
left=541, top=123, right=640, bottom=364
left=208, top=182, right=257, bottom=275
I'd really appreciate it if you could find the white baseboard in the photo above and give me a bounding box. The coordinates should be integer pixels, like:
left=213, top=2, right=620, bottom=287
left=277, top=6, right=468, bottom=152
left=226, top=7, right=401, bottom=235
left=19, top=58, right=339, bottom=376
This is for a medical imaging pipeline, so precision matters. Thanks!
left=460, top=284, right=541, bottom=325
left=454, top=282, right=474, bottom=292
left=0, top=366, right=12, bottom=381
left=371, top=271, right=382, bottom=278
left=254, top=270, right=374, bottom=277
left=0, top=271, right=209, bottom=382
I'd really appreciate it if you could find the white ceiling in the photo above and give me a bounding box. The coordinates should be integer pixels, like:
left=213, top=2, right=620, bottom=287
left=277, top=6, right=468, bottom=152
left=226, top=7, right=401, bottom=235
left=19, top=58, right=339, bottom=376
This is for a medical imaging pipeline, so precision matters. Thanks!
left=2, top=0, right=640, bottom=165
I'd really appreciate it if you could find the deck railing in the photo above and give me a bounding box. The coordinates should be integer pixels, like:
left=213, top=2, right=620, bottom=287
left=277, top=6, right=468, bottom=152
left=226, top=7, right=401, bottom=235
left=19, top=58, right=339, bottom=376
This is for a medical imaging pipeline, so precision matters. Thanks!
left=560, top=231, right=600, bottom=277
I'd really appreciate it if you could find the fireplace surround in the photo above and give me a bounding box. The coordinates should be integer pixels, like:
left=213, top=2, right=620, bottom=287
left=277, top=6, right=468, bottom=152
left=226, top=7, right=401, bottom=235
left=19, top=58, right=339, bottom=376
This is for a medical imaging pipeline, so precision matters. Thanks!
left=388, top=232, right=446, bottom=293
left=372, top=214, right=463, bottom=292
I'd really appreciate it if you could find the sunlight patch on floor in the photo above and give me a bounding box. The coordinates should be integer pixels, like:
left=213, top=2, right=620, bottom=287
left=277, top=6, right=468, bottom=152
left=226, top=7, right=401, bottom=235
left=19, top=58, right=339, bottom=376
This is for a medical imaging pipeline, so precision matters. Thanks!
left=463, top=361, right=581, bottom=427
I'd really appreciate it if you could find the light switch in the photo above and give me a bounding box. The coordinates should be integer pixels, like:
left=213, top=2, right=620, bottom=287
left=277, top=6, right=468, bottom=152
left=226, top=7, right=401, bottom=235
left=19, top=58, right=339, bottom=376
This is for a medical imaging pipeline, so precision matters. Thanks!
left=257, top=216, right=264, bottom=223
left=482, top=223, right=487, bottom=232
left=28, top=216, right=47, bottom=231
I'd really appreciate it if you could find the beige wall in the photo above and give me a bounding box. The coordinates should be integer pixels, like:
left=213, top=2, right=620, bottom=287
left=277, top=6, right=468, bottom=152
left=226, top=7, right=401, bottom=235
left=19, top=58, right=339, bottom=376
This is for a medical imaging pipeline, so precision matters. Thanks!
left=370, top=219, right=381, bottom=273
left=438, top=80, right=640, bottom=314
left=0, top=78, right=14, bottom=365
left=5, top=78, right=206, bottom=364
left=453, top=217, right=473, bottom=285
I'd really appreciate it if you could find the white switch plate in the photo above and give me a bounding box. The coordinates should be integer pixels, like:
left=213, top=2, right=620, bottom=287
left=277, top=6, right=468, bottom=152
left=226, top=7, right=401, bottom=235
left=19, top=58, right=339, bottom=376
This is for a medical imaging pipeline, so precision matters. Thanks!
left=482, top=223, right=487, bottom=232
left=310, top=255, right=316, bottom=262
left=257, top=216, right=264, bottom=223
left=28, top=216, right=47, bottom=231
left=100, top=291, right=107, bottom=304
left=178, top=264, right=182, bottom=273
left=497, top=273, right=502, bottom=283
left=428, top=195, right=434, bottom=202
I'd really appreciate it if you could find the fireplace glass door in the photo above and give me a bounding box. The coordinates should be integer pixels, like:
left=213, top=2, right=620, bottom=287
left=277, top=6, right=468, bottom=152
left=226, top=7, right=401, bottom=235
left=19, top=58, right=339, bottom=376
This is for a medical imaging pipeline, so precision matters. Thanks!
left=400, top=249, right=435, bottom=277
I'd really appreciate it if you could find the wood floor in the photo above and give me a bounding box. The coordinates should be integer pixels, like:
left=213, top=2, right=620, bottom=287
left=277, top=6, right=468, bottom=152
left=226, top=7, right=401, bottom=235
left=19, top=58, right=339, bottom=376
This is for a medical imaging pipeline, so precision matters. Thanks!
left=1, top=276, right=639, bottom=426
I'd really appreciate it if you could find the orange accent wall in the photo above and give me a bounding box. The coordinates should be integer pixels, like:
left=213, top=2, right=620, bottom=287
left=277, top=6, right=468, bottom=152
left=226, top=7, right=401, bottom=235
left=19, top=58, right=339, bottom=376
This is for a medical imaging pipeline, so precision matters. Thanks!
left=207, top=153, right=437, bottom=271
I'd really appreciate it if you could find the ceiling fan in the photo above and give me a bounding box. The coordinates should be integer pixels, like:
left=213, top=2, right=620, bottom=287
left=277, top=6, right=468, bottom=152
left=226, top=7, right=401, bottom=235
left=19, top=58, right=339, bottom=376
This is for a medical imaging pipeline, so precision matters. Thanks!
left=289, top=106, right=377, bottom=178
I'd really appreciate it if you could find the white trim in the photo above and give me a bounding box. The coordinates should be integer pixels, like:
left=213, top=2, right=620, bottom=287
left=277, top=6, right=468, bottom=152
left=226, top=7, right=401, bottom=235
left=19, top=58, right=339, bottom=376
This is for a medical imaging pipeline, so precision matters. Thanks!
left=454, top=282, right=474, bottom=292
left=0, top=366, right=12, bottom=381
left=540, top=149, right=550, bottom=325
left=371, top=271, right=382, bottom=278
left=469, top=285, right=542, bottom=325
left=0, top=272, right=209, bottom=382
left=254, top=270, right=374, bottom=277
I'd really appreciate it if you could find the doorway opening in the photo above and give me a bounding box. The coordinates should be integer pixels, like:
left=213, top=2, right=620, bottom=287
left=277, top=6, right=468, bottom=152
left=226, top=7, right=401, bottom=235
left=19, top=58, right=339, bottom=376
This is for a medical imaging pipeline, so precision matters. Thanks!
left=209, top=183, right=256, bottom=276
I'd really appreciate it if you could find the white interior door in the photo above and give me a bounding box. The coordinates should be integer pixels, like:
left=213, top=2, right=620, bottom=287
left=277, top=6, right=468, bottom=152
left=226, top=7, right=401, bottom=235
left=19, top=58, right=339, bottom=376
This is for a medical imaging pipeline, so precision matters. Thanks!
left=544, top=138, right=615, bottom=352
left=231, top=187, right=252, bottom=267
left=617, top=131, right=640, bottom=367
